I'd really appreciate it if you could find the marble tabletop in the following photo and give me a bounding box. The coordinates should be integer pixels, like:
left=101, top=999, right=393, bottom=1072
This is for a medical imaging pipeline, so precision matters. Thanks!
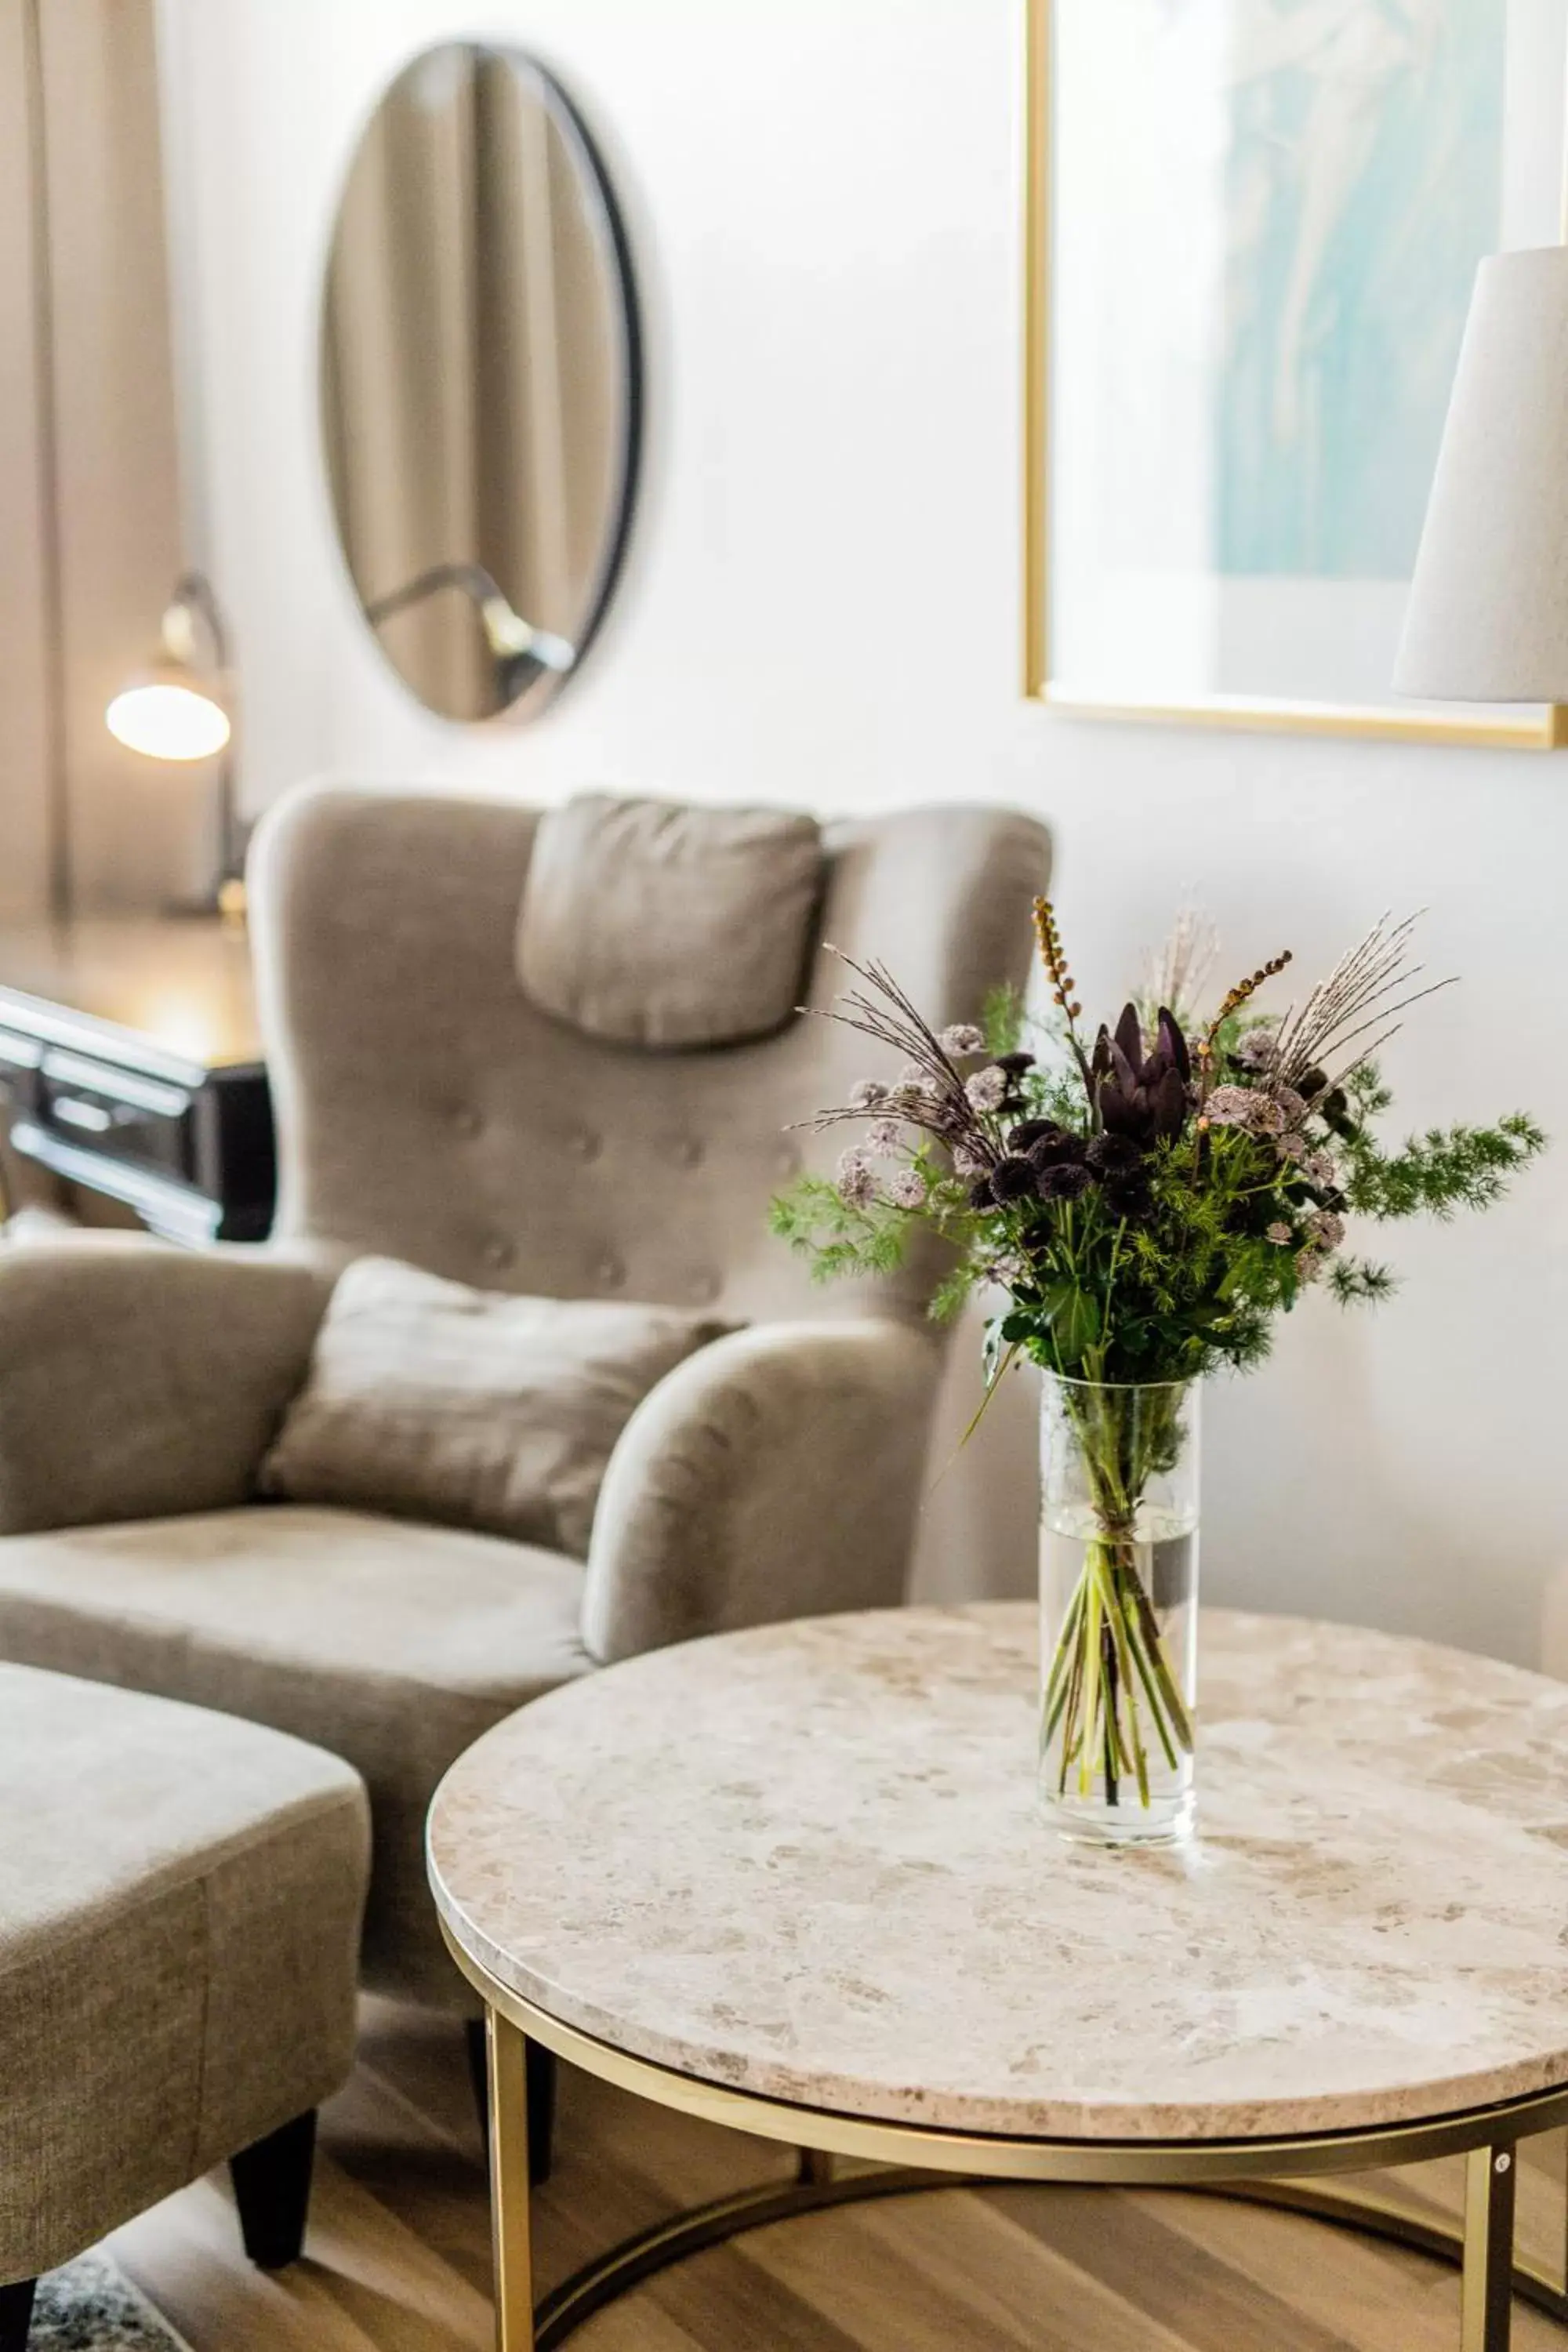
left=427, top=1605, right=1568, bottom=2143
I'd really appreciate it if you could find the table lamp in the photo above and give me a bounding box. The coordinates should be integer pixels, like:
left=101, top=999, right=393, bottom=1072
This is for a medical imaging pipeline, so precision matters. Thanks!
left=364, top=561, right=575, bottom=706
left=106, top=571, right=245, bottom=916
left=1395, top=245, right=1568, bottom=706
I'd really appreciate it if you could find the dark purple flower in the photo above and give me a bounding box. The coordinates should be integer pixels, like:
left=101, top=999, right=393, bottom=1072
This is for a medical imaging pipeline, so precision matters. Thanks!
left=1007, top=1118, right=1060, bottom=1152
left=1091, top=1003, right=1191, bottom=1147
left=1101, top=1170, right=1153, bottom=1221
left=995, top=1051, right=1036, bottom=1076
left=1155, top=1007, right=1191, bottom=1084
left=967, top=1174, right=996, bottom=1208
left=1085, top=1131, right=1142, bottom=1175
left=1028, top=1131, right=1088, bottom=1171
left=1038, top=1160, right=1093, bottom=1201
left=988, top=1156, right=1040, bottom=1203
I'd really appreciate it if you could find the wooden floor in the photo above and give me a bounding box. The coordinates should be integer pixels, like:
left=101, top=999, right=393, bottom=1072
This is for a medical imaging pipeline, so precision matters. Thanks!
left=105, top=2001, right=1568, bottom=2351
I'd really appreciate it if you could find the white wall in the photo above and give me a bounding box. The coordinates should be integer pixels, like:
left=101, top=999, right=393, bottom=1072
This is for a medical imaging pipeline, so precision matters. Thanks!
left=165, top=0, right=1568, bottom=1664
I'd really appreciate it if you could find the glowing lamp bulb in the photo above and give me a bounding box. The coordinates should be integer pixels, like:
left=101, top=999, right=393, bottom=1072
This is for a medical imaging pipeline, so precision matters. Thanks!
left=106, top=681, right=231, bottom=762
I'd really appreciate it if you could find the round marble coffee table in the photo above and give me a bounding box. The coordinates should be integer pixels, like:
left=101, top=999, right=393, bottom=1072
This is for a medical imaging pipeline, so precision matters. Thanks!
left=427, top=1604, right=1568, bottom=2350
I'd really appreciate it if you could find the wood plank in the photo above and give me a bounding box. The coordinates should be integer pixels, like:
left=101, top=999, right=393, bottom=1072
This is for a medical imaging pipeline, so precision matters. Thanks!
left=1150, top=2188, right=1461, bottom=2352
left=988, top=2183, right=1391, bottom=2352
left=742, top=2186, right=1204, bottom=2352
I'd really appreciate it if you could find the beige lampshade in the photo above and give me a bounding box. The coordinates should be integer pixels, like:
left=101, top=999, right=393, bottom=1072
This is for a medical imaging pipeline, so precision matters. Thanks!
left=1395, top=245, right=1568, bottom=703
left=106, top=662, right=231, bottom=760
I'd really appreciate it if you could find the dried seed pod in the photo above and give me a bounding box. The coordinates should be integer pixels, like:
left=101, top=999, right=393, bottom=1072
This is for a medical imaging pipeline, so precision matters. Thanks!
left=1207, top=950, right=1292, bottom=1041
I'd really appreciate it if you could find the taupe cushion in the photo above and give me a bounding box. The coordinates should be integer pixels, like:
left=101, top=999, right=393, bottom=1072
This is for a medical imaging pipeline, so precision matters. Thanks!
left=0, top=1505, right=590, bottom=2008
left=515, top=793, right=824, bottom=1049
left=260, top=1255, right=732, bottom=1559
left=0, top=1662, right=368, bottom=2281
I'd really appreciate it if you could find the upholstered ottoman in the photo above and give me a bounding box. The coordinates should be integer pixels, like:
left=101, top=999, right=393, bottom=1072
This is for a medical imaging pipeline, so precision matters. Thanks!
left=0, top=1665, right=370, bottom=2350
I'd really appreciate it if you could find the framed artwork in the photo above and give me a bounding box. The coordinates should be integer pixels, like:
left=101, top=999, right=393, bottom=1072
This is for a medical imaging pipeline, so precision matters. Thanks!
left=1024, top=0, right=1568, bottom=745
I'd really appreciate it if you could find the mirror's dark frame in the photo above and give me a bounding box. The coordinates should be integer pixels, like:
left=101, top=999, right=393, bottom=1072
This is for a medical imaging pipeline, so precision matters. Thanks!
left=318, top=42, right=644, bottom=726
left=539, top=58, right=643, bottom=711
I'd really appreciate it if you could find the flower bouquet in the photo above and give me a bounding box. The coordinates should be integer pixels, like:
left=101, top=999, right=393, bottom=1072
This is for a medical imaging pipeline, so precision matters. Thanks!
left=772, top=904, right=1543, bottom=1843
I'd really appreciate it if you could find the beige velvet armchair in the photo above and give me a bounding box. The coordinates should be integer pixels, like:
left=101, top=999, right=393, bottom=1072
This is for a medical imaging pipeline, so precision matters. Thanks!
left=0, top=783, right=1048, bottom=2028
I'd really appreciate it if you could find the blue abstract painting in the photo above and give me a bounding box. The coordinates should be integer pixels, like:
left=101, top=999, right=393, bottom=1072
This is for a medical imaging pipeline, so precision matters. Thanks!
left=1217, top=0, right=1506, bottom=580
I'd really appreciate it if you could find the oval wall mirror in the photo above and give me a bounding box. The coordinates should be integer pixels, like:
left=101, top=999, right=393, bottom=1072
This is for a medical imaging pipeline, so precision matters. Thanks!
left=320, top=43, right=640, bottom=723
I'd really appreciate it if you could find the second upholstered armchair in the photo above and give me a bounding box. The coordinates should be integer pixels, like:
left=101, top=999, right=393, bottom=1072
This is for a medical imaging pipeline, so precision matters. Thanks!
left=0, top=783, right=1050, bottom=2025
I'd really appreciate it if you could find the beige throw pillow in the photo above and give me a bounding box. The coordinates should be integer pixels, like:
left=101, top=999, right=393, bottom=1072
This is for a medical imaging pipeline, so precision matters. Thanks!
left=260, top=1256, right=733, bottom=1559
left=516, top=793, right=825, bottom=1050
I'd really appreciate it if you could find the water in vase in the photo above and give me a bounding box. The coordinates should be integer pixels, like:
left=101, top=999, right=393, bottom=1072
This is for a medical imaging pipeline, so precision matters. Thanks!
left=1038, top=1500, right=1199, bottom=1847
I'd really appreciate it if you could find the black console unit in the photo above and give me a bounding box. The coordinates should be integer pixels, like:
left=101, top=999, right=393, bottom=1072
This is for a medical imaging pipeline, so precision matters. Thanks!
left=0, top=920, right=274, bottom=1245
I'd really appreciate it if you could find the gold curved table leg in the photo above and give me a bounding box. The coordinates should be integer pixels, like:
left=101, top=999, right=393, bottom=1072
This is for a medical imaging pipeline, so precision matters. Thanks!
left=486, top=2010, right=535, bottom=2352
left=481, top=2002, right=1560, bottom=2352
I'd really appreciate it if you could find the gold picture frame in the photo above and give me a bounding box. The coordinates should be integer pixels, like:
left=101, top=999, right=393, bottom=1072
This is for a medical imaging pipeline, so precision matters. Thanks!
left=1021, top=0, right=1567, bottom=750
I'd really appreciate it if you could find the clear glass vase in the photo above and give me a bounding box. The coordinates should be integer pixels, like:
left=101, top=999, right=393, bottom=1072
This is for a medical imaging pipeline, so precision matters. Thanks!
left=1038, top=1373, right=1200, bottom=1846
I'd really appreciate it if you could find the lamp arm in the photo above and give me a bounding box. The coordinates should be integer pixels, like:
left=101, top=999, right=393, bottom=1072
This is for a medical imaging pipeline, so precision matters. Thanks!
left=164, top=570, right=230, bottom=671
left=363, top=561, right=507, bottom=630
left=168, top=570, right=240, bottom=895
left=362, top=563, right=575, bottom=674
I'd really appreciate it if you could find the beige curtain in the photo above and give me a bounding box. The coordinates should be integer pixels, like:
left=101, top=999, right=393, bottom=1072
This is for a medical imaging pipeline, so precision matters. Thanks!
left=321, top=46, right=621, bottom=720
left=0, top=0, right=187, bottom=916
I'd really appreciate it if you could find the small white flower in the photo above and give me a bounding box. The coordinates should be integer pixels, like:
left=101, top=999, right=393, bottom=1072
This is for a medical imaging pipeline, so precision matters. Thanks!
left=1295, top=1247, right=1327, bottom=1286
left=1276, top=1131, right=1306, bottom=1162
left=965, top=1066, right=1009, bottom=1112
left=1304, top=1151, right=1338, bottom=1189
left=1233, top=1025, right=1278, bottom=1072
left=1204, top=1085, right=1254, bottom=1127
left=1209, top=1083, right=1293, bottom=1137
left=847, top=1079, right=887, bottom=1110
left=1306, top=1210, right=1345, bottom=1251
left=1266, top=1221, right=1293, bottom=1246
left=883, top=1167, right=927, bottom=1210
left=951, top=1144, right=988, bottom=1176
left=938, top=1023, right=986, bottom=1057
left=836, top=1147, right=876, bottom=1207
left=1275, top=1087, right=1308, bottom=1128
left=865, top=1118, right=904, bottom=1156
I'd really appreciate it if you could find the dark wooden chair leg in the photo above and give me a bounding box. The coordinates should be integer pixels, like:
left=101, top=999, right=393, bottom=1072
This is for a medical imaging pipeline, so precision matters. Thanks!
left=0, top=2278, right=36, bottom=2352
left=228, top=2108, right=317, bottom=2270
left=465, top=2016, right=557, bottom=2186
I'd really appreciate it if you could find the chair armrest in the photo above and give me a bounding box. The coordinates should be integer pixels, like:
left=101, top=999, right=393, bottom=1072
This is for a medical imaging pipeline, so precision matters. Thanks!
left=581, top=1319, right=942, bottom=1664
left=0, top=1239, right=332, bottom=1535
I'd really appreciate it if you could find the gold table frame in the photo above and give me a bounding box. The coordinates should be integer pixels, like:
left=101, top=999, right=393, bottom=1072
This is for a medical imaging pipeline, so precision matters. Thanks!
left=444, top=1928, right=1568, bottom=2352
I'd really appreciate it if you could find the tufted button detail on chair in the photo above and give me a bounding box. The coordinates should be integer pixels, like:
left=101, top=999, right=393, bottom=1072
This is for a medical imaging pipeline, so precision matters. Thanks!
left=566, top=1128, right=603, bottom=1163
left=451, top=1105, right=481, bottom=1139
left=481, top=1236, right=515, bottom=1272
left=595, top=1253, right=626, bottom=1290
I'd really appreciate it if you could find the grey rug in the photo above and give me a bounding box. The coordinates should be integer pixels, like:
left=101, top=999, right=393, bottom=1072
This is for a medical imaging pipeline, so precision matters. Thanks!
left=24, top=2253, right=192, bottom=2351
